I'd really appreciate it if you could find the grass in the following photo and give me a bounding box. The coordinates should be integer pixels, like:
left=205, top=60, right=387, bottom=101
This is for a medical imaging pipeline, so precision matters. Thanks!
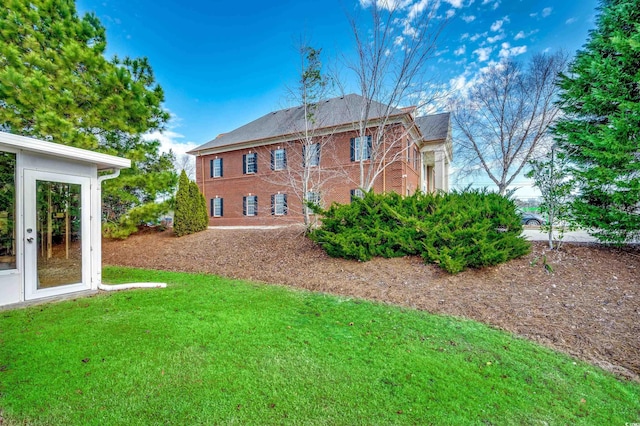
left=1, top=267, right=639, bottom=425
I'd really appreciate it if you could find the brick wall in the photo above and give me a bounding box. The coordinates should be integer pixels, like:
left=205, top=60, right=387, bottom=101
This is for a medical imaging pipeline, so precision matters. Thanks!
left=195, top=126, right=422, bottom=226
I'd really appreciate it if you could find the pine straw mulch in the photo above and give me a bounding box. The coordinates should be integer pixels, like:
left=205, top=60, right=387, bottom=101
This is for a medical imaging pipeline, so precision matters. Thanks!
left=102, top=226, right=640, bottom=382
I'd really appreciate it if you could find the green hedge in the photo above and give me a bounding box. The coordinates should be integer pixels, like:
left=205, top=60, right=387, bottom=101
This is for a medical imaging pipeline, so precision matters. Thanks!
left=309, top=189, right=530, bottom=274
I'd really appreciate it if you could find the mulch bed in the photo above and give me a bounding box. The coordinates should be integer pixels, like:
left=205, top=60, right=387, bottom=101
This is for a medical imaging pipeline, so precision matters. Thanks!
left=102, top=226, right=640, bottom=381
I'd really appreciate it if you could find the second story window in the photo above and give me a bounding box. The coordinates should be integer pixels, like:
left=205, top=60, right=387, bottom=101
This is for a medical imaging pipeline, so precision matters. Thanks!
left=303, top=143, right=320, bottom=167
left=271, top=148, right=287, bottom=171
left=243, top=153, right=257, bottom=174
left=210, top=158, right=223, bottom=178
left=351, top=136, right=371, bottom=161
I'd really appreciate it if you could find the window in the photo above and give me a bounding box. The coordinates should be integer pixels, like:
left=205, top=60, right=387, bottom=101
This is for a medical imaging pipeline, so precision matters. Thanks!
left=210, top=158, right=223, bottom=178
left=303, top=143, right=320, bottom=167
left=243, top=195, right=258, bottom=216
left=350, top=136, right=371, bottom=161
left=271, top=148, right=287, bottom=171
left=350, top=188, right=365, bottom=202
left=306, top=191, right=320, bottom=206
left=0, top=152, right=16, bottom=270
left=271, top=193, right=287, bottom=216
left=413, top=147, right=419, bottom=170
left=305, top=191, right=320, bottom=214
left=243, top=153, right=257, bottom=174
left=210, top=197, right=223, bottom=217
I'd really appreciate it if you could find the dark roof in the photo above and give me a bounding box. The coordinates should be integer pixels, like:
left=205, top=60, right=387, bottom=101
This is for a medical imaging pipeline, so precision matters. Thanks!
left=415, top=112, right=450, bottom=142
left=189, top=94, right=450, bottom=154
left=189, top=94, right=403, bottom=153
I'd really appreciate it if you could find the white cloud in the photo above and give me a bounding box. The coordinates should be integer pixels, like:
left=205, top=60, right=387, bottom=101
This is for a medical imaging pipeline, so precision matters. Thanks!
left=498, top=42, right=527, bottom=59
left=462, top=14, right=476, bottom=23
left=490, top=16, right=509, bottom=32
left=446, top=9, right=456, bottom=18
left=473, top=46, right=493, bottom=61
left=461, top=32, right=469, bottom=40
left=529, top=12, right=538, bottom=18
left=454, top=45, right=466, bottom=55
left=514, top=30, right=525, bottom=40
left=407, top=0, right=429, bottom=21
left=470, top=32, right=486, bottom=42
left=394, top=35, right=405, bottom=46
left=359, top=0, right=413, bottom=11
left=487, top=33, right=505, bottom=43
left=482, top=0, right=500, bottom=6
left=542, top=7, right=552, bottom=17
left=143, top=129, right=199, bottom=160
left=443, top=0, right=464, bottom=7
left=565, top=17, right=577, bottom=24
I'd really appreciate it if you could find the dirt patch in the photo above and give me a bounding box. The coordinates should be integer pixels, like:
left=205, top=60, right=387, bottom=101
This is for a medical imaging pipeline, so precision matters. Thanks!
left=103, top=226, right=640, bottom=381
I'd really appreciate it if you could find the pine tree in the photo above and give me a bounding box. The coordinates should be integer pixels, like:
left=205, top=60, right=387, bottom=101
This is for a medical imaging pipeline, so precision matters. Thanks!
left=174, top=171, right=209, bottom=237
left=0, top=0, right=176, bottom=232
left=554, top=0, right=640, bottom=243
left=189, top=180, right=208, bottom=232
left=173, top=171, right=191, bottom=237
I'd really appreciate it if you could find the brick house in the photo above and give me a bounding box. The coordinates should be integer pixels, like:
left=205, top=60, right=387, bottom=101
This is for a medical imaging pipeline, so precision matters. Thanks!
left=188, top=94, right=452, bottom=226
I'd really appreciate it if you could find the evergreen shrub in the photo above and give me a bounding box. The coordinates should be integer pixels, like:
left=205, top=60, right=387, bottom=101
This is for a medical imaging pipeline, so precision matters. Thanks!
left=309, top=189, right=530, bottom=273
left=174, top=171, right=208, bottom=237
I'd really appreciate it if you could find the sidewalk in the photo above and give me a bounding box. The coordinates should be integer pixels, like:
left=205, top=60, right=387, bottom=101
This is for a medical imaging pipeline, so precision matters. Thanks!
left=522, top=228, right=598, bottom=243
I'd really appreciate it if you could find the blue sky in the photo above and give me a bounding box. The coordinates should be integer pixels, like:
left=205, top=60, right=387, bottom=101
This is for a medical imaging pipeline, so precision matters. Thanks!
left=76, top=0, right=599, bottom=195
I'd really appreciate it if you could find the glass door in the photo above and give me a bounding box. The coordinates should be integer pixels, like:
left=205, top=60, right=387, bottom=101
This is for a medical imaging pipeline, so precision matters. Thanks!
left=24, top=170, right=90, bottom=300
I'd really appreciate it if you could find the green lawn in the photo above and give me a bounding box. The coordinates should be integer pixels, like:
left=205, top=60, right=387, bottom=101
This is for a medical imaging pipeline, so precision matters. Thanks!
left=1, top=267, right=638, bottom=425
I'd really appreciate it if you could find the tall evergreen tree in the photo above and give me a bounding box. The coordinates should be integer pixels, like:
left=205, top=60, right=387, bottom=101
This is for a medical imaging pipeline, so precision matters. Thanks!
left=173, top=171, right=192, bottom=237
left=554, top=0, right=640, bottom=243
left=0, top=0, right=177, bottom=232
left=174, top=171, right=208, bottom=237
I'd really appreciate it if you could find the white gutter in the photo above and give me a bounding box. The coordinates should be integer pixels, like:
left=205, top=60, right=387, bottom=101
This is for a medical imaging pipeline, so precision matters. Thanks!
left=96, top=168, right=167, bottom=292
left=98, top=282, right=167, bottom=291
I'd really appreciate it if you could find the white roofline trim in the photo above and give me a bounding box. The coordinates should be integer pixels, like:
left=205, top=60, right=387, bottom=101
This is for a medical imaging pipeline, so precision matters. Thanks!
left=0, top=131, right=131, bottom=170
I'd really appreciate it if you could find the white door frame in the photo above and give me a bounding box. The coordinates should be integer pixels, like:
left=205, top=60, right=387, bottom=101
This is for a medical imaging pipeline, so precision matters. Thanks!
left=23, top=169, right=91, bottom=300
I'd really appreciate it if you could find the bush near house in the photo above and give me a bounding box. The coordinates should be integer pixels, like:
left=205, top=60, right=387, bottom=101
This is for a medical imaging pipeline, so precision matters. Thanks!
left=174, top=171, right=208, bottom=237
left=309, top=189, right=530, bottom=273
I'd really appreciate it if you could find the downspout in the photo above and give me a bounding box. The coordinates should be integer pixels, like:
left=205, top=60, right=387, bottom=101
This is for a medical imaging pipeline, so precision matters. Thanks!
left=96, top=168, right=167, bottom=291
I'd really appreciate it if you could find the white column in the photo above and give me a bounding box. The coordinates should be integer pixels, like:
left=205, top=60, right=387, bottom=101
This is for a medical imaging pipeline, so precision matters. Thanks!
left=434, top=151, right=446, bottom=192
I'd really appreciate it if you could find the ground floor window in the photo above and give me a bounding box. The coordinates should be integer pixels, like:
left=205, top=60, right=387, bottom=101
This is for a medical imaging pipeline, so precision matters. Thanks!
left=243, top=195, right=258, bottom=216
left=272, top=193, right=287, bottom=216
left=0, top=151, right=16, bottom=270
left=350, top=188, right=365, bottom=202
left=305, top=191, right=320, bottom=214
left=211, top=197, right=223, bottom=217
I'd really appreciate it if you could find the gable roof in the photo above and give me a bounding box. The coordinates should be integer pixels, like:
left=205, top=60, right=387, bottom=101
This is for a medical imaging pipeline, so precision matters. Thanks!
left=189, top=94, right=451, bottom=154
left=188, top=94, right=404, bottom=153
left=415, top=112, right=450, bottom=142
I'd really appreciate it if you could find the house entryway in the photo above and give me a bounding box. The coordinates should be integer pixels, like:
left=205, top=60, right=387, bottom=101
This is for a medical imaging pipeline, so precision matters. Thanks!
left=23, top=170, right=91, bottom=301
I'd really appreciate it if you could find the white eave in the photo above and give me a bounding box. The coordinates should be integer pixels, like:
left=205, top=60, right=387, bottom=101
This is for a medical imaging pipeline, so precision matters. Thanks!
left=0, top=131, right=131, bottom=171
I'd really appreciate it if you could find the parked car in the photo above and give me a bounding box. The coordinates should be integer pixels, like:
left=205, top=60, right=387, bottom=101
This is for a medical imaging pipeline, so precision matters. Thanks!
left=518, top=209, right=546, bottom=226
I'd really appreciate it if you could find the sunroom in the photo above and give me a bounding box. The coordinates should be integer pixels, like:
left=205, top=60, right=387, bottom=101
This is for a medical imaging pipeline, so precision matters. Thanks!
left=0, top=132, right=130, bottom=307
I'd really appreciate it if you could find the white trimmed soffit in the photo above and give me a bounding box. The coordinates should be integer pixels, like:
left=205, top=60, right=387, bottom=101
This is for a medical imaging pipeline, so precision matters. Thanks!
left=191, top=112, right=418, bottom=157
left=0, top=131, right=131, bottom=170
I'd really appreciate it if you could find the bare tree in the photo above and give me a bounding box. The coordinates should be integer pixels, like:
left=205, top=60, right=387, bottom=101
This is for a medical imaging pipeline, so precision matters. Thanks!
left=343, top=0, right=448, bottom=191
left=452, top=52, right=569, bottom=195
left=174, top=153, right=195, bottom=180
left=260, top=45, right=344, bottom=228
